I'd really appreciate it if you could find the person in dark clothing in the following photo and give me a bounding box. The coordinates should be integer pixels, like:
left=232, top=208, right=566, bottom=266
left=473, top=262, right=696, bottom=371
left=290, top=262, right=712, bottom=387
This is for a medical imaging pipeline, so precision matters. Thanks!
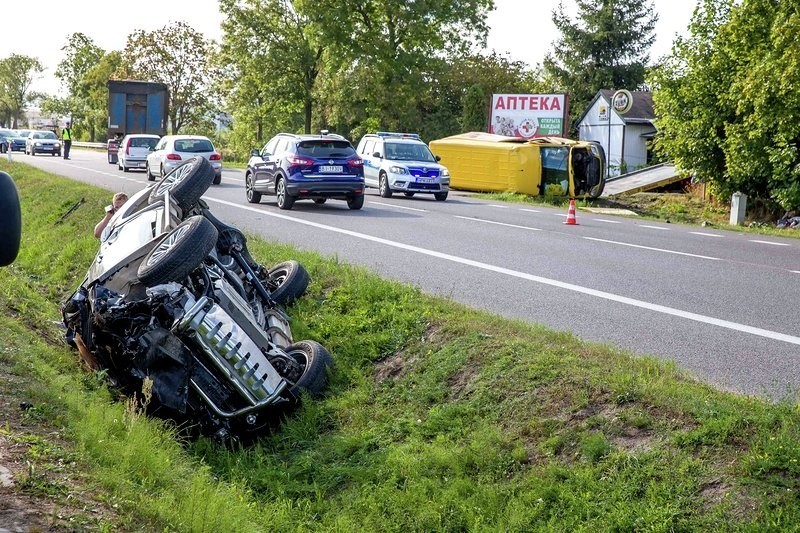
left=62, top=121, right=72, bottom=159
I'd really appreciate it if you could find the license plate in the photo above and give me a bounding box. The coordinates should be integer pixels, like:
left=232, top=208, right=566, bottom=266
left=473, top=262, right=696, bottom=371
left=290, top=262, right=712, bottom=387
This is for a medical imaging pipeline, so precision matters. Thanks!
left=138, top=162, right=146, bottom=167
left=319, top=165, right=343, bottom=173
left=415, top=177, right=434, bottom=183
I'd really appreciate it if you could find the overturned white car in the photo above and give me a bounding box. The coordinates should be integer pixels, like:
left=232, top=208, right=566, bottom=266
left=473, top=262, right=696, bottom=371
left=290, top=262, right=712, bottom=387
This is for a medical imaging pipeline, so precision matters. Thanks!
left=62, top=157, right=331, bottom=440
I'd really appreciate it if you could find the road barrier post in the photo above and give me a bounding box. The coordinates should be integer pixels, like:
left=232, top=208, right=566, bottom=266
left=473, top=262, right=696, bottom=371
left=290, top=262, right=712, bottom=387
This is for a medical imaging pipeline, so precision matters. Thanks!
left=729, top=191, right=747, bottom=226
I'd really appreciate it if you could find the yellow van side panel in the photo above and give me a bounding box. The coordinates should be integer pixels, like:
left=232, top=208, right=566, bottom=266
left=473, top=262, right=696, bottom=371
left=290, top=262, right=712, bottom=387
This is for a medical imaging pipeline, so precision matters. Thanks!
left=429, top=139, right=543, bottom=195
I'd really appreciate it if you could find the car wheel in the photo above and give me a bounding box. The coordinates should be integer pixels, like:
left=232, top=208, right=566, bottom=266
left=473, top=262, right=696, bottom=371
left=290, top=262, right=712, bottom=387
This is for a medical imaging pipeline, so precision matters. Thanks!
left=0, top=172, right=21, bottom=267
left=213, top=173, right=221, bottom=185
left=148, top=156, right=215, bottom=213
left=266, top=260, right=309, bottom=306
left=29, top=149, right=34, bottom=157
left=347, top=194, right=364, bottom=210
left=404, top=192, right=415, bottom=198
left=588, top=181, right=605, bottom=199
left=379, top=173, right=392, bottom=198
left=434, top=192, right=448, bottom=201
left=122, top=164, right=129, bottom=173
left=282, top=340, right=332, bottom=396
left=146, top=164, right=155, bottom=181
left=137, top=215, right=218, bottom=286
left=275, top=178, right=294, bottom=210
left=313, top=198, right=326, bottom=204
left=245, top=173, right=262, bottom=203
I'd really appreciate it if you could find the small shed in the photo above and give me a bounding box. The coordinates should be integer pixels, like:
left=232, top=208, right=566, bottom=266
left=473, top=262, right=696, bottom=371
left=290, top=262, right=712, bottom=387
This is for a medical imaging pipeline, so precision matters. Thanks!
left=576, top=90, right=656, bottom=177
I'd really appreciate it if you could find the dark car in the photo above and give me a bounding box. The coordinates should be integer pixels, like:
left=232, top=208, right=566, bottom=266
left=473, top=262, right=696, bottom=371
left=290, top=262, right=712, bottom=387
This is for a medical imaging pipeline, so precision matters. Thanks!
left=0, top=129, right=13, bottom=153
left=245, top=132, right=365, bottom=210
left=8, top=130, right=30, bottom=152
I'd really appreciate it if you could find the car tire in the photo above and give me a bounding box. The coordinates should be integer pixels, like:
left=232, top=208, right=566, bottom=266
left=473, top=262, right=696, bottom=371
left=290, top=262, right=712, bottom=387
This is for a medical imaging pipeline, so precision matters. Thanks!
left=122, top=164, right=129, bottom=173
left=347, top=194, right=364, bottom=210
left=313, top=198, right=326, bottom=204
left=434, top=192, right=448, bottom=201
left=404, top=192, right=415, bottom=198
left=284, top=340, right=332, bottom=397
left=213, top=173, right=221, bottom=185
left=245, top=173, right=262, bottom=203
left=379, top=173, right=392, bottom=198
left=266, top=260, right=309, bottom=306
left=275, top=178, right=294, bottom=210
left=29, top=149, right=34, bottom=157
left=146, top=164, right=155, bottom=181
left=137, top=215, right=218, bottom=286
left=148, top=156, right=215, bottom=213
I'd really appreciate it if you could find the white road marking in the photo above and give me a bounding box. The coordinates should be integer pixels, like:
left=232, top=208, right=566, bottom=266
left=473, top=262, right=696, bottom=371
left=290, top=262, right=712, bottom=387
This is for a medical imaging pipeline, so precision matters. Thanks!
left=640, top=224, right=670, bottom=231
left=750, top=240, right=790, bottom=247
left=584, top=236, right=721, bottom=261
left=792, top=271, right=800, bottom=274
left=454, top=215, right=541, bottom=231
left=690, top=232, right=723, bottom=238
left=488, top=204, right=509, bottom=209
left=371, top=201, right=427, bottom=212
left=594, top=219, right=621, bottom=224
left=205, top=197, right=800, bottom=347
left=520, top=208, right=541, bottom=213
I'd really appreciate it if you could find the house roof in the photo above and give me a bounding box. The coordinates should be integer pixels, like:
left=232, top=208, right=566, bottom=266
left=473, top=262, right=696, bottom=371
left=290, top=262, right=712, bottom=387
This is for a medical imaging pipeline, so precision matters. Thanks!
left=576, top=90, right=655, bottom=126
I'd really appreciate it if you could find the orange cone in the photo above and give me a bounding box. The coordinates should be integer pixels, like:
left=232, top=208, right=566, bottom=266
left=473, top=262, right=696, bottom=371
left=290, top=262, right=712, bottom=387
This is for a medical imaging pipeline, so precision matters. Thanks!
left=564, top=199, right=579, bottom=225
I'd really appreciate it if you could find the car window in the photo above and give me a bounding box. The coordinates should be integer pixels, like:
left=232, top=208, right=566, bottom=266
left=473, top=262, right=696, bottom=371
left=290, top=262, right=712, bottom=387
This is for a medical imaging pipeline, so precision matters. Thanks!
left=33, top=131, right=57, bottom=139
left=174, top=139, right=214, bottom=153
left=130, top=137, right=159, bottom=149
left=276, top=138, right=290, bottom=155
left=384, top=142, right=435, bottom=162
left=263, top=138, right=278, bottom=156
left=296, top=140, right=356, bottom=158
left=155, top=139, right=166, bottom=150
left=362, top=139, right=375, bottom=156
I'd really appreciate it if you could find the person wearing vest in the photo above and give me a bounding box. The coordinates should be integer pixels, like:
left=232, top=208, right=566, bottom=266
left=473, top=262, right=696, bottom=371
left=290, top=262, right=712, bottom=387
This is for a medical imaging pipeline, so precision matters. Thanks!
left=62, top=121, right=72, bottom=159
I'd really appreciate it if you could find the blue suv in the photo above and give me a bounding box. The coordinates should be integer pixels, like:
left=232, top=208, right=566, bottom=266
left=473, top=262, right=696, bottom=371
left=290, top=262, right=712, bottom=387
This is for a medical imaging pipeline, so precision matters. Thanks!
left=245, top=132, right=365, bottom=210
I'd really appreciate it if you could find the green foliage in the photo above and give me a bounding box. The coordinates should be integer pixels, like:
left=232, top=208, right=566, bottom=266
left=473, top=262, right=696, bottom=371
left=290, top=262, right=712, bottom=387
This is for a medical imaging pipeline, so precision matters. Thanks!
left=122, top=21, right=216, bottom=135
left=652, top=0, right=800, bottom=210
left=0, top=54, right=44, bottom=129
left=461, top=84, right=487, bottom=132
left=544, top=0, right=657, bottom=133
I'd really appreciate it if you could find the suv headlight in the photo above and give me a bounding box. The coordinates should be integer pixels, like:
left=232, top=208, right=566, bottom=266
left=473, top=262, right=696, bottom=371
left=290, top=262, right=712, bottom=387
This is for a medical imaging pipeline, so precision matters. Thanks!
left=441, top=168, right=450, bottom=177
left=389, top=165, right=408, bottom=175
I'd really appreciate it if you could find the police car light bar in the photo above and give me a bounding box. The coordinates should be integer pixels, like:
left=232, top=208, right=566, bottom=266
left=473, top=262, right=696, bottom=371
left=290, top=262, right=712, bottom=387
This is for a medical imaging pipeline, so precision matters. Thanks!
left=376, top=131, right=420, bottom=140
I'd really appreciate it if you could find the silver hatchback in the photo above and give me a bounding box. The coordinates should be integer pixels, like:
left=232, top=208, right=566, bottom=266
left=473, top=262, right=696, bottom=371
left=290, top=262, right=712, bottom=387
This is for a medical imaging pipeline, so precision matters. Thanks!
left=146, top=135, right=223, bottom=184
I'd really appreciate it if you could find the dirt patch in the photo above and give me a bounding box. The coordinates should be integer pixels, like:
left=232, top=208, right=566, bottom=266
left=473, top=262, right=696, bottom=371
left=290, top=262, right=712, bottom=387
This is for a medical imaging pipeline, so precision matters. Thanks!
left=0, top=365, right=119, bottom=531
left=374, top=350, right=419, bottom=382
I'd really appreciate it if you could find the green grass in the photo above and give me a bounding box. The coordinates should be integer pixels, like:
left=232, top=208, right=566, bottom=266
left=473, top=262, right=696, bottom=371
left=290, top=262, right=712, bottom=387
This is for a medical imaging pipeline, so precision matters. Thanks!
left=2, top=158, right=800, bottom=530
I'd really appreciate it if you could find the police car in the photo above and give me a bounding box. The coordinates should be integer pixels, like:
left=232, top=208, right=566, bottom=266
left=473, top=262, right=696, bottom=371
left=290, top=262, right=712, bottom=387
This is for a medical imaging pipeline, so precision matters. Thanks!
left=356, top=132, right=450, bottom=201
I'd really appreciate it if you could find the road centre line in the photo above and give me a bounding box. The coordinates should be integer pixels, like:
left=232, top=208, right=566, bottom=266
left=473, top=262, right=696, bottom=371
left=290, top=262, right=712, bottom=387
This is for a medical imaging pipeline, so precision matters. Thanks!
left=371, top=201, right=427, bottom=212
left=206, top=196, right=800, bottom=347
left=750, top=240, right=790, bottom=247
left=593, top=219, right=622, bottom=224
left=520, top=208, right=541, bottom=213
left=453, top=215, right=541, bottom=231
left=488, top=204, right=510, bottom=209
left=690, top=232, right=723, bottom=238
left=583, top=236, right=721, bottom=261
left=640, top=224, right=670, bottom=231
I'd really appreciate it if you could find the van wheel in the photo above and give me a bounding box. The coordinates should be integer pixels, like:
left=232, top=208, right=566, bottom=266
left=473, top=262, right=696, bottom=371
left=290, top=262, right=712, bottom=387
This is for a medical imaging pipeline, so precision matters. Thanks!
left=148, top=157, right=215, bottom=212
left=137, top=216, right=218, bottom=286
left=266, top=260, right=309, bottom=306
left=379, top=174, right=392, bottom=198
left=245, top=173, right=262, bottom=203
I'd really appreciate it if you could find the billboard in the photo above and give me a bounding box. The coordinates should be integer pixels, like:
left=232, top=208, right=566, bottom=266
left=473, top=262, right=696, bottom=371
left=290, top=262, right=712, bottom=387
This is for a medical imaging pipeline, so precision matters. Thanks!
left=489, top=93, right=568, bottom=138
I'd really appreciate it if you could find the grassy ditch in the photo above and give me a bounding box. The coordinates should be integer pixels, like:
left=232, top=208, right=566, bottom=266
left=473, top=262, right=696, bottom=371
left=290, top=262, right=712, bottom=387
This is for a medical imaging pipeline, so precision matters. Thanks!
left=1, top=159, right=799, bottom=530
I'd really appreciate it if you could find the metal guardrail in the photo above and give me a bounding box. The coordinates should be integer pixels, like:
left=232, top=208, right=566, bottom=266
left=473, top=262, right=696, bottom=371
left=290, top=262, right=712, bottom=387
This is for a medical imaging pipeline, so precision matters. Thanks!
left=73, top=141, right=107, bottom=149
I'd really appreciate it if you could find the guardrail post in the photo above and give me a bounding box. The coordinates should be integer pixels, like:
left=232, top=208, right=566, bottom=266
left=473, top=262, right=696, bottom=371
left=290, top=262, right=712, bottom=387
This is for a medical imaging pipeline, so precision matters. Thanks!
left=729, top=191, right=747, bottom=225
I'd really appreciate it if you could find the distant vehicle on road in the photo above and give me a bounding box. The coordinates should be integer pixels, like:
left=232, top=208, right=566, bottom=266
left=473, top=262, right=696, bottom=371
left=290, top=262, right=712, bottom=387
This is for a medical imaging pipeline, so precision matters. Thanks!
left=117, top=134, right=160, bottom=172
left=106, top=80, right=168, bottom=165
left=25, top=130, right=61, bottom=157
left=0, top=129, right=13, bottom=153
left=8, top=130, right=31, bottom=152
left=357, top=132, right=450, bottom=201
left=245, top=131, right=365, bottom=210
left=146, top=135, right=222, bottom=184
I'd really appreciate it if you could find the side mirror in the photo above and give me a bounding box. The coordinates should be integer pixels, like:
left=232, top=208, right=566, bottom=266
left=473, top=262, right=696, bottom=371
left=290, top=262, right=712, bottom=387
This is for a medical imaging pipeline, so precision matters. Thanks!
left=0, top=171, right=21, bottom=267
left=373, top=151, right=382, bottom=159
left=250, top=149, right=260, bottom=157
left=435, top=155, right=441, bottom=162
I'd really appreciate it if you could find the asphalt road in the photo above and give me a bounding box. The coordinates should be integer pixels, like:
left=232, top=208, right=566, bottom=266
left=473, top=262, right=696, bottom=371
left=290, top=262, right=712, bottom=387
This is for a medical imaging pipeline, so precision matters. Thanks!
left=14, top=148, right=800, bottom=401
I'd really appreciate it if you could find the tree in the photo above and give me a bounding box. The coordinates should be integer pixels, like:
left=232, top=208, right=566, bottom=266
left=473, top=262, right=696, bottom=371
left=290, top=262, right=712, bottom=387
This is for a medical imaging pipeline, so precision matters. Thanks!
left=122, top=22, right=216, bottom=134
left=218, top=0, right=325, bottom=137
left=53, top=33, right=106, bottom=140
left=461, top=84, right=486, bottom=132
left=544, top=0, right=657, bottom=132
left=0, top=55, right=44, bottom=128
left=652, top=0, right=800, bottom=210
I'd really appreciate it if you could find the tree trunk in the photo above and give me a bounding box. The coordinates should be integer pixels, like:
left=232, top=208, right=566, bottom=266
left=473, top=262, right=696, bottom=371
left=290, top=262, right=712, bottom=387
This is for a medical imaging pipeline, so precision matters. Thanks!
left=304, top=98, right=312, bottom=134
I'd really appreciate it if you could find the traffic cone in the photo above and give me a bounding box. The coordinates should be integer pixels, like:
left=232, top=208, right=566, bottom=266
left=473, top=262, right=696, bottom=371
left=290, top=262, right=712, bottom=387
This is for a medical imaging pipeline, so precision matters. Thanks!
left=564, top=199, right=579, bottom=225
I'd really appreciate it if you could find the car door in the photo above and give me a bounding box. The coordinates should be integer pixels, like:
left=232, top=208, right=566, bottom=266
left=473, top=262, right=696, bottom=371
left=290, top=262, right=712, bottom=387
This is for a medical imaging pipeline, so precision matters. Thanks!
left=253, top=138, right=278, bottom=187
left=266, top=138, right=288, bottom=191
left=361, top=139, right=378, bottom=186
left=149, top=138, right=168, bottom=175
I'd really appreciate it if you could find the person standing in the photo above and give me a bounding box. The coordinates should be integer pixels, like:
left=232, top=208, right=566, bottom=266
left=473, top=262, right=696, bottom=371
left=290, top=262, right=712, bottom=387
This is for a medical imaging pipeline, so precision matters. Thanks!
left=62, top=120, right=72, bottom=159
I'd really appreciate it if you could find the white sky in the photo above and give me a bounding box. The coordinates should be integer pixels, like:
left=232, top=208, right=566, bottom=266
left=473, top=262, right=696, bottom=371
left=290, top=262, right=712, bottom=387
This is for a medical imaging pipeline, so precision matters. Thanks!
left=2, top=0, right=698, bottom=97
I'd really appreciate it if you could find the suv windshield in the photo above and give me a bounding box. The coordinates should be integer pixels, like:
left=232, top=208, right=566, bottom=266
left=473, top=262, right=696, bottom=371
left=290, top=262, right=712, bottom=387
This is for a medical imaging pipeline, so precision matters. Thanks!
left=384, top=142, right=436, bottom=162
left=297, top=140, right=355, bottom=158
left=175, top=139, right=214, bottom=152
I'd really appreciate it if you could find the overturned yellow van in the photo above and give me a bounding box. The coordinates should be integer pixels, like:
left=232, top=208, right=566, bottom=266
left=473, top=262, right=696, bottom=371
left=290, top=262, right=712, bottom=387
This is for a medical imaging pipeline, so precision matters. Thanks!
left=429, top=132, right=606, bottom=198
